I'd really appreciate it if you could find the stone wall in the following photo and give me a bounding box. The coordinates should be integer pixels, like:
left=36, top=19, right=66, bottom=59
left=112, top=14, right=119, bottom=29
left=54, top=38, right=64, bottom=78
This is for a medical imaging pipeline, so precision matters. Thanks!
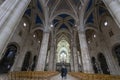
left=5, top=17, right=40, bottom=71
left=88, top=15, right=120, bottom=75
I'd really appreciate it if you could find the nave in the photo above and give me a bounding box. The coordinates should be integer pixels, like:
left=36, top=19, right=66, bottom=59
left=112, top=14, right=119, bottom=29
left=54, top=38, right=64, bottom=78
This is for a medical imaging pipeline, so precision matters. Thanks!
left=0, top=0, right=120, bottom=80
left=50, top=74, right=78, bottom=80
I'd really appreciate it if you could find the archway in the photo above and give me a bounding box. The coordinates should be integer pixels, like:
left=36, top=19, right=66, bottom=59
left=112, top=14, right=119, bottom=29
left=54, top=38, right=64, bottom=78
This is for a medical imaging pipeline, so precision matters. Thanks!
left=57, top=39, right=70, bottom=63
left=56, top=39, right=71, bottom=71
left=31, top=55, right=37, bottom=71
left=21, top=52, right=31, bottom=71
left=113, top=45, right=120, bottom=66
left=91, top=57, right=98, bottom=73
left=0, top=44, right=17, bottom=73
left=98, top=53, right=110, bottom=74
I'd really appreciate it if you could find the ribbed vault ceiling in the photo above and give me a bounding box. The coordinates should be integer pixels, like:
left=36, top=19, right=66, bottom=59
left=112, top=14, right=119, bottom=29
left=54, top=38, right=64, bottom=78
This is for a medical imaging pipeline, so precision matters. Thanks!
left=24, top=0, right=108, bottom=47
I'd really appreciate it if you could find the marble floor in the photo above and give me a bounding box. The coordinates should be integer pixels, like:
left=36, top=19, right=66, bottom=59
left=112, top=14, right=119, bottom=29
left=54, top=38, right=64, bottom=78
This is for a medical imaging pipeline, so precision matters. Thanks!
left=50, top=74, right=78, bottom=80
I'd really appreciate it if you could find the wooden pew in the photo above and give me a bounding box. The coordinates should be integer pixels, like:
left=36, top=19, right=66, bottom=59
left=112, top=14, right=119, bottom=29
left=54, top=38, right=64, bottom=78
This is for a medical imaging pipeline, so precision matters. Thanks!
left=69, top=72, right=120, bottom=80
left=9, top=71, right=59, bottom=80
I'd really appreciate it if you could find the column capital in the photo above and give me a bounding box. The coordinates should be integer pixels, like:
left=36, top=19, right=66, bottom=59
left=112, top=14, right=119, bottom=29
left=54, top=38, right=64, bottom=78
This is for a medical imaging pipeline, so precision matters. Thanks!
left=78, top=29, right=85, bottom=34
left=43, top=25, right=51, bottom=33
left=43, top=29, right=50, bottom=33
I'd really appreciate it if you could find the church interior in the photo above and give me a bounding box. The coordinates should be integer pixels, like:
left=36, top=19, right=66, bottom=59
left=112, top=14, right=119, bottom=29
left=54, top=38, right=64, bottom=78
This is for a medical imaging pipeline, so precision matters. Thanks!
left=0, top=0, right=120, bottom=80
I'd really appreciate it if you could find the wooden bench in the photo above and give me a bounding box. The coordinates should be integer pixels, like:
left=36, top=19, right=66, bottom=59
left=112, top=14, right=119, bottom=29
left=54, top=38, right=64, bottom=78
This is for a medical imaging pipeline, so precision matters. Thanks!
left=69, top=72, right=120, bottom=80
left=9, top=71, right=59, bottom=80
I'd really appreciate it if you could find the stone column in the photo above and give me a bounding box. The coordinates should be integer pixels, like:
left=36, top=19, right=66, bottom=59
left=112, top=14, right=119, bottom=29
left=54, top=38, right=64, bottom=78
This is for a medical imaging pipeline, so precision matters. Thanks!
left=70, top=51, right=74, bottom=72
left=72, top=29, right=79, bottom=72
left=72, top=45, right=79, bottom=72
left=35, top=32, right=50, bottom=71
left=78, top=26, right=94, bottom=73
left=48, top=31, right=54, bottom=71
left=48, top=45, right=54, bottom=71
left=0, top=0, right=5, bottom=5
left=78, top=51, right=82, bottom=72
left=78, top=30, right=93, bottom=73
left=0, top=0, right=17, bottom=28
left=103, top=0, right=120, bottom=28
left=77, top=7, right=94, bottom=73
left=53, top=40, right=57, bottom=71
left=0, top=0, right=31, bottom=59
left=70, top=39, right=74, bottom=72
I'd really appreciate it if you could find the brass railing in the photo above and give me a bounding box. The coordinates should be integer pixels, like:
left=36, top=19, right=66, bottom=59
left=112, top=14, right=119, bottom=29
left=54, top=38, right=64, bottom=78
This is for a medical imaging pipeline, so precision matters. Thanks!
left=9, top=71, right=59, bottom=80
left=69, top=72, right=120, bottom=80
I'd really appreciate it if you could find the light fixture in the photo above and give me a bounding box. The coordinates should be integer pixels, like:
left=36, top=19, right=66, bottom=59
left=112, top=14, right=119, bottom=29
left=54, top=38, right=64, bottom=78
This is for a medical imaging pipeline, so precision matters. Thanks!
left=23, top=22, right=27, bottom=27
left=93, top=34, right=96, bottom=38
left=75, top=24, right=77, bottom=27
left=50, top=24, right=53, bottom=27
left=38, top=41, right=40, bottom=43
left=88, top=41, right=90, bottom=44
left=104, top=21, right=108, bottom=26
left=33, top=34, right=36, bottom=38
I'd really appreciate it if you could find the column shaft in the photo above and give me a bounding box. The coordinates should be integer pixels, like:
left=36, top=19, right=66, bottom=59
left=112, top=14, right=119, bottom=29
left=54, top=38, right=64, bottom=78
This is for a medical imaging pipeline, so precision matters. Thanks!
left=48, top=46, right=54, bottom=71
left=48, top=30, right=54, bottom=71
left=70, top=40, right=74, bottom=72
left=53, top=43, right=57, bottom=71
left=0, top=0, right=17, bottom=29
left=78, top=51, right=82, bottom=71
left=73, top=45, right=79, bottom=72
left=78, top=30, right=94, bottom=73
left=70, top=52, right=74, bottom=72
left=0, top=0, right=31, bottom=59
left=72, top=29, right=79, bottom=72
left=78, top=8, right=93, bottom=73
left=35, top=32, right=50, bottom=71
